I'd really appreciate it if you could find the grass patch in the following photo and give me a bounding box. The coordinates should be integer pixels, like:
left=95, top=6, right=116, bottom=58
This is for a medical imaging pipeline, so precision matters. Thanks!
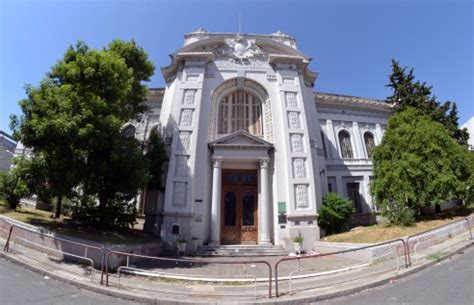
left=0, top=199, right=157, bottom=245
left=426, top=251, right=447, bottom=261
left=325, top=207, right=472, bottom=244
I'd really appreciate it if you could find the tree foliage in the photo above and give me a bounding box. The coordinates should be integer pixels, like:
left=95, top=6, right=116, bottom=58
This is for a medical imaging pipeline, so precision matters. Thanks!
left=318, top=192, right=355, bottom=234
left=10, top=40, right=159, bottom=226
left=386, top=59, right=469, bottom=145
left=371, top=108, right=472, bottom=225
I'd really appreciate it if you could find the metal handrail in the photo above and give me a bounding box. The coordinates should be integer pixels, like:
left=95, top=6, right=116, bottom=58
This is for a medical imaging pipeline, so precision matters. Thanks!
left=2, top=220, right=106, bottom=284
left=14, top=237, right=95, bottom=278
left=274, top=238, right=407, bottom=297
left=405, top=217, right=472, bottom=266
left=105, top=250, right=273, bottom=298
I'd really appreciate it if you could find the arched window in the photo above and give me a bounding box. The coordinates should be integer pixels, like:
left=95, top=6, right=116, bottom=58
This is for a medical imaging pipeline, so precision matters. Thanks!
left=122, top=125, right=136, bottom=138
left=364, top=132, right=375, bottom=159
left=218, top=90, right=262, bottom=136
left=338, top=130, right=354, bottom=159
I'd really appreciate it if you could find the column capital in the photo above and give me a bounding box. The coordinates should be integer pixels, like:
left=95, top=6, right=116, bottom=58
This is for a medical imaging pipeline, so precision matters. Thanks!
left=259, top=158, right=270, bottom=168
left=211, top=157, right=222, bottom=168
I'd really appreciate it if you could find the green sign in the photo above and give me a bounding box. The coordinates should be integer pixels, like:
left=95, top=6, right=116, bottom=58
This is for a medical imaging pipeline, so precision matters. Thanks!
left=278, top=201, right=286, bottom=214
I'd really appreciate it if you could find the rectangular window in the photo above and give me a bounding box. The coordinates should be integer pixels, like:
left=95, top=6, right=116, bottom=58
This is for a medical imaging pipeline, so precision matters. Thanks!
left=347, top=182, right=362, bottom=213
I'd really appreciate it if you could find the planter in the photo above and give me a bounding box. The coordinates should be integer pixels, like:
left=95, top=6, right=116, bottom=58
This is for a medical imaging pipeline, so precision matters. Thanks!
left=177, top=242, right=186, bottom=255
left=191, top=239, right=201, bottom=252
left=294, top=242, right=302, bottom=254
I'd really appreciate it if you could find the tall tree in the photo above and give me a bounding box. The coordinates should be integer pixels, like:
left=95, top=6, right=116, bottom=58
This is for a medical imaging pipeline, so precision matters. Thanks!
left=11, top=40, right=156, bottom=224
left=371, top=108, right=472, bottom=225
left=386, top=59, right=469, bottom=145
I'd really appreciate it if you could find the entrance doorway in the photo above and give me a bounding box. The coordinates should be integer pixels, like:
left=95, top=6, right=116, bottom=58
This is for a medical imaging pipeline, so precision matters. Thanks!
left=221, top=170, right=258, bottom=244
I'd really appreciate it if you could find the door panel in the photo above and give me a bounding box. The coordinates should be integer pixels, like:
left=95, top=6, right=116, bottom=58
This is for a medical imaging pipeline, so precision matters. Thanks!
left=240, top=189, right=258, bottom=244
left=221, top=182, right=258, bottom=244
left=222, top=189, right=239, bottom=244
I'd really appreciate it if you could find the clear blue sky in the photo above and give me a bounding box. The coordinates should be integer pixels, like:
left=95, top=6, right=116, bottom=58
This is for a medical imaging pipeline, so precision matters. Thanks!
left=1, top=0, right=472, bottom=133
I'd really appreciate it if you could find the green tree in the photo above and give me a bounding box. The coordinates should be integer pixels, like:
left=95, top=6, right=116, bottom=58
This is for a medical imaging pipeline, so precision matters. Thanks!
left=386, top=59, right=469, bottom=145
left=371, top=108, right=472, bottom=225
left=318, top=192, right=355, bottom=234
left=11, top=40, right=156, bottom=225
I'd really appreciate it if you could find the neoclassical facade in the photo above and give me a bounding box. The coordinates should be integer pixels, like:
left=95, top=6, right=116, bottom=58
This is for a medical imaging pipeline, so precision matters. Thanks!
left=131, top=29, right=393, bottom=251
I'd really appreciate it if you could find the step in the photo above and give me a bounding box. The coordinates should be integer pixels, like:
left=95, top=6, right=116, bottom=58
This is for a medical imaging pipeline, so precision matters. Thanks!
left=195, top=244, right=288, bottom=257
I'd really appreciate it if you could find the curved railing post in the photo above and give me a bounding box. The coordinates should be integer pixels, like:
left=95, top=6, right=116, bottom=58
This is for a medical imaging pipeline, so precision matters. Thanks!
left=465, top=217, right=472, bottom=240
left=3, top=224, right=15, bottom=252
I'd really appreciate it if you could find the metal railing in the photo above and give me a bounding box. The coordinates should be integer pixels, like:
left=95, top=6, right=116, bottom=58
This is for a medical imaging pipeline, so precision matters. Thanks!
left=3, top=220, right=106, bottom=284
left=105, top=250, right=273, bottom=298
left=274, top=238, right=408, bottom=297
left=406, top=217, right=472, bottom=266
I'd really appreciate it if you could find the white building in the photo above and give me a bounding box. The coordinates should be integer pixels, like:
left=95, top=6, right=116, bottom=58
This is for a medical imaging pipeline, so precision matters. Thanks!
left=130, top=29, right=393, bottom=251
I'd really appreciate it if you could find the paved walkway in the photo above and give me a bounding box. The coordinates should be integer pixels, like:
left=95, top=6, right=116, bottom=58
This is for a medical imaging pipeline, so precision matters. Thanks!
left=0, top=227, right=472, bottom=304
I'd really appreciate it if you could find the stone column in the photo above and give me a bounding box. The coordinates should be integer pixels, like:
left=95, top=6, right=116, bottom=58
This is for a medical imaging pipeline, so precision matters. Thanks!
left=352, top=121, right=364, bottom=159
left=259, top=158, right=271, bottom=244
left=210, top=158, right=222, bottom=246
left=326, top=120, right=337, bottom=159
left=375, top=124, right=383, bottom=145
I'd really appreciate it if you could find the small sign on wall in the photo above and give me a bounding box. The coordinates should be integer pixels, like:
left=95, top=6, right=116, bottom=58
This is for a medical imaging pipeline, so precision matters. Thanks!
left=278, top=201, right=287, bottom=224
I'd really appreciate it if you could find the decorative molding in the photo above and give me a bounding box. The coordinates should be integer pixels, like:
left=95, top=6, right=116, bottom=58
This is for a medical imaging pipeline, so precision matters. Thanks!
left=259, top=158, right=270, bottom=168
left=179, top=109, right=194, bottom=127
left=288, top=111, right=301, bottom=129
left=182, top=89, right=196, bottom=105
left=295, top=184, right=309, bottom=209
left=178, top=131, right=192, bottom=152
left=211, top=157, right=222, bottom=168
left=293, top=158, right=306, bottom=179
left=290, top=133, right=304, bottom=153
left=315, top=92, right=394, bottom=115
left=172, top=182, right=187, bottom=207
left=285, top=92, right=298, bottom=108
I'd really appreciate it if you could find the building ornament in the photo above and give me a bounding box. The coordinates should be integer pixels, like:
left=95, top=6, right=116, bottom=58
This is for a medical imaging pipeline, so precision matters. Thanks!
left=207, top=35, right=267, bottom=63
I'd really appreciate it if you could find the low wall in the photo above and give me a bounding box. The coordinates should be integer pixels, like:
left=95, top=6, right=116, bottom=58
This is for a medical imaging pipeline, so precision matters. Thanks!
left=313, top=241, right=405, bottom=263
left=0, top=216, right=168, bottom=270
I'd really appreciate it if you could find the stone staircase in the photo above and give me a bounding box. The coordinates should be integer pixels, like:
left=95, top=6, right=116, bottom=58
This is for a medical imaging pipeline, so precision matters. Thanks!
left=195, top=244, right=288, bottom=257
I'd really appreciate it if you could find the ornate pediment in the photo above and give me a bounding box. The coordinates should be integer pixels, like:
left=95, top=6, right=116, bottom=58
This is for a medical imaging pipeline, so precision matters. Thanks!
left=209, top=130, right=273, bottom=150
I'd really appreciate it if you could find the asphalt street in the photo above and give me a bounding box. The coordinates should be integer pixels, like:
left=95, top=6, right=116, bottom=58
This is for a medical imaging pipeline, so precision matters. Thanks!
left=0, top=247, right=473, bottom=305
left=318, top=246, right=474, bottom=305
left=0, top=257, right=142, bottom=305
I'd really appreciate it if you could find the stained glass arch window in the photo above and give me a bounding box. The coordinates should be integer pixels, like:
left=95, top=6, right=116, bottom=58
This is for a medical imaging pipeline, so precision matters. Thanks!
left=218, top=90, right=263, bottom=137
left=338, top=130, right=354, bottom=159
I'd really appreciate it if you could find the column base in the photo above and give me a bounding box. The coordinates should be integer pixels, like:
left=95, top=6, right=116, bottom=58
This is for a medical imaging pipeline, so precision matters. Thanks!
left=209, top=241, right=221, bottom=246
left=259, top=240, right=272, bottom=245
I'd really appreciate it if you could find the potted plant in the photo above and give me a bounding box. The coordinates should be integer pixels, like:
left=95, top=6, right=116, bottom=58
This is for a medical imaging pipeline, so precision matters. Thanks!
left=191, top=237, right=201, bottom=252
left=176, top=236, right=187, bottom=255
left=292, top=231, right=304, bottom=254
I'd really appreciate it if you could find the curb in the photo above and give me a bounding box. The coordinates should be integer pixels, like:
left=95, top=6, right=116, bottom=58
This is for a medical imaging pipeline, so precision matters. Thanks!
left=1, top=240, right=473, bottom=305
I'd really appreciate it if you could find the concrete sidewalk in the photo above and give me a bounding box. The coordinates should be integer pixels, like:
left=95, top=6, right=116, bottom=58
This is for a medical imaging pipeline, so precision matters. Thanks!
left=0, top=231, right=472, bottom=304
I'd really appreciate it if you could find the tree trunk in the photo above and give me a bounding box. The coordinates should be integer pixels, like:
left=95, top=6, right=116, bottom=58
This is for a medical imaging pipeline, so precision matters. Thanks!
left=54, top=196, right=62, bottom=219
left=98, top=190, right=108, bottom=225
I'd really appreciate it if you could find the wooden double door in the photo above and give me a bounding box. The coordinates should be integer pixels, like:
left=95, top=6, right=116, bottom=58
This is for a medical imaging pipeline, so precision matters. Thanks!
left=221, top=171, right=258, bottom=244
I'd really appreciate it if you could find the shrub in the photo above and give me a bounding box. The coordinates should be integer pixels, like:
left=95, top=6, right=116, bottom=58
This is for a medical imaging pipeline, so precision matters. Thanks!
left=318, top=193, right=355, bottom=234
left=380, top=201, right=415, bottom=226
left=0, top=170, right=29, bottom=209
left=70, top=194, right=137, bottom=228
